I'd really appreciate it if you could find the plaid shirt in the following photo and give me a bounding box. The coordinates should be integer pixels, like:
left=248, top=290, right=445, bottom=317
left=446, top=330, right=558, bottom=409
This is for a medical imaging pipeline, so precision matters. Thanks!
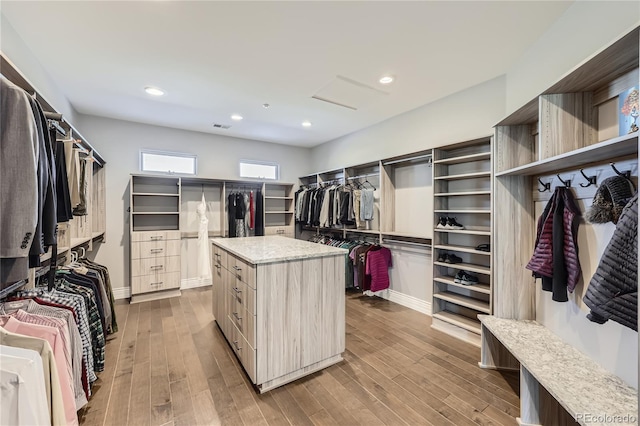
left=17, top=287, right=97, bottom=382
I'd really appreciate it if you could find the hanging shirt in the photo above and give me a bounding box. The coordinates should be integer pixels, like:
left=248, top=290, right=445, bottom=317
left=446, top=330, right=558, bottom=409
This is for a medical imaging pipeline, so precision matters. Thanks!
left=366, top=247, right=393, bottom=292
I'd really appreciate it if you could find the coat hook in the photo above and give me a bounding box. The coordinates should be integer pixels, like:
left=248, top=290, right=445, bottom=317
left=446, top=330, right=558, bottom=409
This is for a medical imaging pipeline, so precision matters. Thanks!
left=610, top=162, right=631, bottom=179
left=556, top=174, right=571, bottom=188
left=579, top=169, right=597, bottom=187
left=537, top=177, right=551, bottom=192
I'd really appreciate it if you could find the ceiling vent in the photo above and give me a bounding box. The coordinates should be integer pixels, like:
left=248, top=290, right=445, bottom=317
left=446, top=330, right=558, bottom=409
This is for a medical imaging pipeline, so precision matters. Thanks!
left=312, top=75, right=389, bottom=111
left=213, top=123, right=231, bottom=129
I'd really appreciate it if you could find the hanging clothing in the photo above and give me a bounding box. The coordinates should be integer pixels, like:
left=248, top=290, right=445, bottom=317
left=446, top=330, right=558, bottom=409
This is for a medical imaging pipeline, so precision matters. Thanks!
left=583, top=193, right=638, bottom=331
left=227, top=193, right=237, bottom=237
left=249, top=191, right=255, bottom=230
left=72, top=159, right=88, bottom=216
left=197, top=193, right=212, bottom=280
left=65, top=142, right=80, bottom=209
left=255, top=190, right=264, bottom=236
left=366, top=246, right=393, bottom=292
left=526, top=187, right=581, bottom=302
left=53, top=133, right=73, bottom=223
left=360, top=189, right=375, bottom=221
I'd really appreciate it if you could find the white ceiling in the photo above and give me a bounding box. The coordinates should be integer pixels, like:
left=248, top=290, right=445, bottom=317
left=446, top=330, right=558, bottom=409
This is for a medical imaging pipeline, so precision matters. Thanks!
left=2, top=1, right=573, bottom=147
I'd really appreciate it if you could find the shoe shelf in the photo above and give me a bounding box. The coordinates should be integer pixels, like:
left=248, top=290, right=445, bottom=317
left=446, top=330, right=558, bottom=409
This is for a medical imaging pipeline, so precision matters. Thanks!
left=433, top=244, right=491, bottom=256
left=434, top=171, right=491, bottom=181
left=432, top=311, right=481, bottom=334
left=434, top=276, right=491, bottom=294
left=433, top=291, right=491, bottom=314
left=433, top=261, right=491, bottom=276
left=432, top=137, right=492, bottom=347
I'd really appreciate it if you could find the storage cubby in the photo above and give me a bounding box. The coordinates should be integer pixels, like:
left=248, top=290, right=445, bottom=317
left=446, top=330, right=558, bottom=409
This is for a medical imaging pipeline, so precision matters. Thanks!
left=431, top=137, right=492, bottom=346
left=264, top=183, right=295, bottom=237
left=130, top=175, right=181, bottom=232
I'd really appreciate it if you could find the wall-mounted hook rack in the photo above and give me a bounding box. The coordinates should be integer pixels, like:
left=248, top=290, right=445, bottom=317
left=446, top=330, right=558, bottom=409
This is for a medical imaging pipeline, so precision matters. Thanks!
left=579, top=169, right=597, bottom=188
left=556, top=174, right=571, bottom=188
left=610, top=162, right=631, bottom=179
left=537, top=178, right=551, bottom=192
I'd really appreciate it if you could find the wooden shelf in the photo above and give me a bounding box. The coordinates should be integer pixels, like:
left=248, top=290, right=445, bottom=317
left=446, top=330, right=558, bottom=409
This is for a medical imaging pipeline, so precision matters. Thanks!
left=433, top=276, right=491, bottom=294
left=433, top=244, right=490, bottom=256
left=434, top=191, right=491, bottom=197
left=434, top=209, right=491, bottom=214
left=345, top=229, right=380, bottom=235
left=434, top=171, right=491, bottom=181
left=433, top=261, right=491, bottom=275
left=433, top=291, right=490, bottom=313
left=132, top=212, right=180, bottom=215
left=495, top=133, right=638, bottom=177
left=265, top=211, right=294, bottom=214
left=181, top=231, right=222, bottom=239
left=380, top=231, right=432, bottom=240
left=432, top=311, right=481, bottom=334
left=434, top=227, right=491, bottom=236
left=132, top=192, right=180, bottom=197
left=265, top=197, right=293, bottom=200
left=70, top=237, right=91, bottom=249
left=433, top=152, right=491, bottom=165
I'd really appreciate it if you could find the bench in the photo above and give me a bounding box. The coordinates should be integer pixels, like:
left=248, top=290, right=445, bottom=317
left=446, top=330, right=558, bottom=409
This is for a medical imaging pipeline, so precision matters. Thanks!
left=478, top=315, right=638, bottom=426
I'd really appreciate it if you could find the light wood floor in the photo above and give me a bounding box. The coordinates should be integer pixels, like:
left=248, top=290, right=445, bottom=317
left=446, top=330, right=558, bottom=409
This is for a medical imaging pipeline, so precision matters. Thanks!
left=78, top=288, right=520, bottom=426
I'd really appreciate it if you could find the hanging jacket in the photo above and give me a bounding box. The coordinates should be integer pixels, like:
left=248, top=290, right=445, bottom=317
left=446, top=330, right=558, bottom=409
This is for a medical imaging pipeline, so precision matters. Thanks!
left=526, top=187, right=581, bottom=302
left=583, top=193, right=638, bottom=331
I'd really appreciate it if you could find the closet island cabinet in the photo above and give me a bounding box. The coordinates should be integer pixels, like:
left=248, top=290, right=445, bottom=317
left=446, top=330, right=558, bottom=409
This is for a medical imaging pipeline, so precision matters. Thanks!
left=211, top=236, right=347, bottom=393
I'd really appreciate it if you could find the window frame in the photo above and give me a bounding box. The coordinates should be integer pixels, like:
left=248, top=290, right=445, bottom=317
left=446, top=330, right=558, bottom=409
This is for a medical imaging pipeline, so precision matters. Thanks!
left=238, top=159, right=280, bottom=180
left=139, top=149, right=198, bottom=175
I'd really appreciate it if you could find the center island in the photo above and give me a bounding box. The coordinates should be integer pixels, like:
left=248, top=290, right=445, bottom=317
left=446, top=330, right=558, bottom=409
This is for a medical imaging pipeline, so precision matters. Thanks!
left=210, top=235, right=348, bottom=393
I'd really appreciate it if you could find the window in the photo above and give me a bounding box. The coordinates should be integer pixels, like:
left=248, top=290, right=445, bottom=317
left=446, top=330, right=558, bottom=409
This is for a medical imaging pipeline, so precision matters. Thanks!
left=239, top=160, right=279, bottom=180
left=140, top=149, right=197, bottom=175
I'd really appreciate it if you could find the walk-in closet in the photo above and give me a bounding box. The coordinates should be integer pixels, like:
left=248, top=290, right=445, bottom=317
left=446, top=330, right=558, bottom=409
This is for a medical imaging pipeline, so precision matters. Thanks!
left=1, top=2, right=638, bottom=425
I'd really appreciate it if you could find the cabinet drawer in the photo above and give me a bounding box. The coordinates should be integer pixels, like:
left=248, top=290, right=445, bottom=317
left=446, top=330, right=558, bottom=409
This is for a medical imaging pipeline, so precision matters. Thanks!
left=228, top=275, right=256, bottom=315
left=131, top=271, right=181, bottom=294
left=132, top=256, right=180, bottom=277
left=229, top=296, right=256, bottom=349
left=230, top=321, right=256, bottom=383
left=228, top=255, right=256, bottom=289
left=212, top=245, right=228, bottom=270
left=131, top=230, right=180, bottom=242
left=131, top=240, right=181, bottom=259
left=264, top=227, right=294, bottom=238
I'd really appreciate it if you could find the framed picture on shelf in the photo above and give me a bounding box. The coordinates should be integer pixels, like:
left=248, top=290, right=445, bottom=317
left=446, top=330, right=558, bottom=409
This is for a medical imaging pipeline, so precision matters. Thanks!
left=619, top=86, right=639, bottom=136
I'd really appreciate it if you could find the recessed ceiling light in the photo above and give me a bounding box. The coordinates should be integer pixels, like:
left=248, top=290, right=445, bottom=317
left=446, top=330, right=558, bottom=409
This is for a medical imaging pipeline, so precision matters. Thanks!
left=262, top=103, right=270, bottom=109
left=379, top=75, right=394, bottom=85
left=231, top=114, right=243, bottom=121
left=302, top=121, right=312, bottom=127
left=144, top=86, right=165, bottom=96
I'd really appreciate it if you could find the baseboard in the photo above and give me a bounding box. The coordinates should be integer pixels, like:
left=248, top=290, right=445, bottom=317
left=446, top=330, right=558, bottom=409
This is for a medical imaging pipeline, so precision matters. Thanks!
left=380, top=289, right=432, bottom=315
left=180, top=277, right=212, bottom=290
left=113, top=287, right=131, bottom=300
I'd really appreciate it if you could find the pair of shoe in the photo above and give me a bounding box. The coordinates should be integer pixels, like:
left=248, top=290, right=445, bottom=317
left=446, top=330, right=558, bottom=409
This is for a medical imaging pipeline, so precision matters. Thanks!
left=475, top=243, right=490, bottom=252
left=454, top=270, right=479, bottom=285
left=436, top=216, right=464, bottom=230
left=437, top=252, right=462, bottom=264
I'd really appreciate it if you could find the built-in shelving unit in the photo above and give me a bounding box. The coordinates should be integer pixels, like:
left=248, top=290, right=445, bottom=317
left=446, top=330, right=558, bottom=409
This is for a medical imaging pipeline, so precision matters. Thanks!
left=431, top=137, right=492, bottom=346
left=263, top=183, right=295, bottom=238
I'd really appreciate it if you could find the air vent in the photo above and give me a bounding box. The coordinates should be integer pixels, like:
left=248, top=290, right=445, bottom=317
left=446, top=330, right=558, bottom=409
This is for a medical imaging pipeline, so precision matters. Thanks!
left=213, top=123, right=231, bottom=129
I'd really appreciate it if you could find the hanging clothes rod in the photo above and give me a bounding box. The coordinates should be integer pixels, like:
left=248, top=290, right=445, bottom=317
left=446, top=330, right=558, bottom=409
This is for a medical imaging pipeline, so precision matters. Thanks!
left=0, top=279, right=28, bottom=299
left=346, top=172, right=380, bottom=180
left=48, top=120, right=66, bottom=137
left=382, top=238, right=431, bottom=248
left=44, top=111, right=64, bottom=122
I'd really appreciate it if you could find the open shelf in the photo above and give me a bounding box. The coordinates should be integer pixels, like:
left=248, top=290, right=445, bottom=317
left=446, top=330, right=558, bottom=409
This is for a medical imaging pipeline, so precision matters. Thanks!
left=434, top=209, right=491, bottom=214
left=132, top=192, right=180, bottom=197
left=70, top=237, right=92, bottom=249
left=433, top=244, right=491, bottom=256
left=380, top=231, right=432, bottom=240
left=434, top=227, right=491, bottom=236
left=433, top=291, right=490, bottom=313
left=433, top=152, right=491, bottom=165
left=264, top=196, right=293, bottom=200
left=495, top=133, right=638, bottom=177
left=434, top=191, right=491, bottom=197
left=433, top=276, right=491, bottom=294
left=433, top=261, right=491, bottom=275
left=345, top=229, right=380, bottom=235
left=265, top=211, right=294, bottom=214
left=434, top=171, right=491, bottom=181
left=132, top=212, right=180, bottom=215
left=432, top=311, right=481, bottom=334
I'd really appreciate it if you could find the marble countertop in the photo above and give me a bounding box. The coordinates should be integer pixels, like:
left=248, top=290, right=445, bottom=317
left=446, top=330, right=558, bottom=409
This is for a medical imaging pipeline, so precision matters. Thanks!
left=211, top=236, right=348, bottom=264
left=479, top=315, right=638, bottom=426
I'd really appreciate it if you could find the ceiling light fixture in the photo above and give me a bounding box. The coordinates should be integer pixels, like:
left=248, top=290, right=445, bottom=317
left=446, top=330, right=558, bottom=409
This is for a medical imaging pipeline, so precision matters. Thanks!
left=144, top=86, right=165, bottom=96
left=231, top=114, right=243, bottom=121
left=379, top=75, right=394, bottom=85
left=302, top=121, right=312, bottom=127
left=262, top=103, right=270, bottom=109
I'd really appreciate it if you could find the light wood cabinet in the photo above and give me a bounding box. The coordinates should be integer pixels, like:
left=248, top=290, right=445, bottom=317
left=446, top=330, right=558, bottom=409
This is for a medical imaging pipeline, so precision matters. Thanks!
left=431, top=137, right=492, bottom=347
left=211, top=237, right=346, bottom=393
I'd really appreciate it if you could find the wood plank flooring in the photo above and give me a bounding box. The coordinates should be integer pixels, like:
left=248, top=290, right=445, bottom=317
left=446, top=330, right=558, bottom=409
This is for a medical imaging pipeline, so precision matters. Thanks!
left=78, top=288, right=520, bottom=426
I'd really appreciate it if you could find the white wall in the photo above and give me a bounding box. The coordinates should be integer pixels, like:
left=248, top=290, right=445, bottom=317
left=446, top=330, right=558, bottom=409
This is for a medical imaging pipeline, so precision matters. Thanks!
left=0, top=14, right=79, bottom=124
left=505, top=1, right=640, bottom=114
left=310, top=76, right=506, bottom=173
left=77, top=114, right=312, bottom=294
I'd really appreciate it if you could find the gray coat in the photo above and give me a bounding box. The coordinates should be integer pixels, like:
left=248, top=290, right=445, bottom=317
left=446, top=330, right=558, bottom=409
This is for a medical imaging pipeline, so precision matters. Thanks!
left=0, top=77, right=39, bottom=284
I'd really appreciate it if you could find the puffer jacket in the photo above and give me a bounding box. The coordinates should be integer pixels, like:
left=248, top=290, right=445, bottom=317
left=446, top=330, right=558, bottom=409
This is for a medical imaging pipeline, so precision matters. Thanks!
left=526, top=187, right=582, bottom=302
left=583, top=193, right=638, bottom=331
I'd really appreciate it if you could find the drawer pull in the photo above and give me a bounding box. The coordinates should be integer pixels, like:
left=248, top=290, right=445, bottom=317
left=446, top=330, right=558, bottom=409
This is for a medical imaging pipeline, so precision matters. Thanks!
left=150, top=265, right=164, bottom=270
left=150, top=236, right=164, bottom=241
left=233, top=287, right=242, bottom=294
left=233, top=340, right=241, bottom=351
left=214, top=264, right=221, bottom=270
left=150, top=281, right=163, bottom=286
left=233, top=266, right=242, bottom=271
left=232, top=312, right=242, bottom=321
left=150, top=248, right=163, bottom=253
